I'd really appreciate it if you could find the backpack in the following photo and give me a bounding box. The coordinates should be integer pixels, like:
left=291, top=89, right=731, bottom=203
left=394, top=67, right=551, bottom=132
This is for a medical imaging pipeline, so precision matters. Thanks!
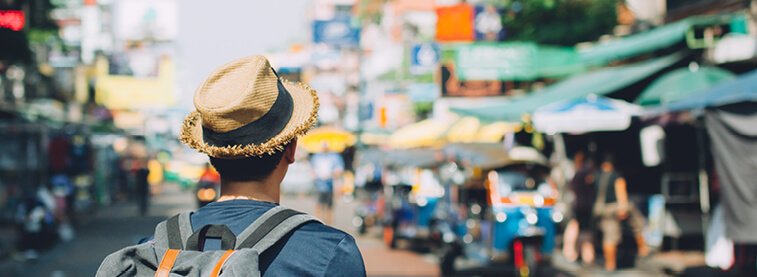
left=97, top=206, right=321, bottom=277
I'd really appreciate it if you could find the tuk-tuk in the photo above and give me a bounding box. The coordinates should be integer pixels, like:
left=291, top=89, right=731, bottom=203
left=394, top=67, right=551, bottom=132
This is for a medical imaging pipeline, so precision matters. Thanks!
left=437, top=145, right=559, bottom=276
left=381, top=148, right=444, bottom=248
left=352, top=148, right=386, bottom=235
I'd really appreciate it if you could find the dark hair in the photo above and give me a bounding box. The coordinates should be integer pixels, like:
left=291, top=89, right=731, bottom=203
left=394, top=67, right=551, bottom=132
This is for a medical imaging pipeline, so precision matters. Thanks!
left=209, top=148, right=286, bottom=182
left=601, top=153, right=615, bottom=165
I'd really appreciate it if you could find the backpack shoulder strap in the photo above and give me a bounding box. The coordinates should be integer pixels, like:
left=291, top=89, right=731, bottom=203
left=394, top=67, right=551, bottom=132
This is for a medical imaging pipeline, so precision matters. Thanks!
left=234, top=206, right=321, bottom=252
left=154, top=211, right=194, bottom=249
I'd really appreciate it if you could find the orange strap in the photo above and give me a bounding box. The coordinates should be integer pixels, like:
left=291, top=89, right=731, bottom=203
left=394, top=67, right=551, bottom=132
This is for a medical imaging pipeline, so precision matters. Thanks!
left=155, top=249, right=181, bottom=277
left=210, top=250, right=236, bottom=277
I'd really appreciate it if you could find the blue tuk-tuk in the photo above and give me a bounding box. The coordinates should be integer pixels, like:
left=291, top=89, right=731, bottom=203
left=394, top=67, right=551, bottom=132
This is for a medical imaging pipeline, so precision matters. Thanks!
left=381, top=148, right=445, bottom=248
left=436, top=145, right=560, bottom=276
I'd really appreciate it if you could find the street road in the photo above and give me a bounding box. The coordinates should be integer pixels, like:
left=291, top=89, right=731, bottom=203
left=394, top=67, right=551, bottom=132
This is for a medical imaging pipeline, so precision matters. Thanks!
left=0, top=182, right=671, bottom=277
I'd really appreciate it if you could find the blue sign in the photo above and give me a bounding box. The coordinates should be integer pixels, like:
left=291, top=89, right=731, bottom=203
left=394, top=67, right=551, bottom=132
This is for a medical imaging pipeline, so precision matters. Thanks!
left=410, top=43, right=439, bottom=75
left=313, top=18, right=360, bottom=46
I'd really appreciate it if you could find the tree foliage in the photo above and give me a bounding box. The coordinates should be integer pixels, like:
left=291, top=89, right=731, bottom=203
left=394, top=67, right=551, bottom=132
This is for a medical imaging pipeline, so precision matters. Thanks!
left=502, top=0, right=618, bottom=46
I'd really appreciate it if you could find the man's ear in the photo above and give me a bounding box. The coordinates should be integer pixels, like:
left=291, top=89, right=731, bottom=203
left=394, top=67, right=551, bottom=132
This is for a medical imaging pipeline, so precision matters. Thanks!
left=284, top=139, right=297, bottom=165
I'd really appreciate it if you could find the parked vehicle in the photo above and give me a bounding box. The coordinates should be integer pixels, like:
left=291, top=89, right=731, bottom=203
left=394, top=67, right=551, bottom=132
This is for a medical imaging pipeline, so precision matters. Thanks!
left=437, top=145, right=560, bottom=277
left=353, top=149, right=386, bottom=234
left=195, top=164, right=220, bottom=208
left=381, top=149, right=444, bottom=249
left=195, top=180, right=219, bottom=208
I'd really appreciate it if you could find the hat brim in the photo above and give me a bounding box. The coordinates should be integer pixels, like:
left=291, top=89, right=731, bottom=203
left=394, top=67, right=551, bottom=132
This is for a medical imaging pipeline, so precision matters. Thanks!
left=180, top=79, right=319, bottom=159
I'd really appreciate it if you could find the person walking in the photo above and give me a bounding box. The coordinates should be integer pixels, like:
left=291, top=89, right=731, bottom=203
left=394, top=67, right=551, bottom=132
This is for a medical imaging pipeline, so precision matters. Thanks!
left=133, top=159, right=150, bottom=216
left=562, top=151, right=596, bottom=264
left=117, top=55, right=365, bottom=276
left=310, top=143, right=344, bottom=225
left=593, top=154, right=648, bottom=271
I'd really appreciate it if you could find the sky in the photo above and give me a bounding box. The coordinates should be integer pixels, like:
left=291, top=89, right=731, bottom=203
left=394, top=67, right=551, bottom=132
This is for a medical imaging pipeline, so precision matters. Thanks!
left=175, top=0, right=310, bottom=109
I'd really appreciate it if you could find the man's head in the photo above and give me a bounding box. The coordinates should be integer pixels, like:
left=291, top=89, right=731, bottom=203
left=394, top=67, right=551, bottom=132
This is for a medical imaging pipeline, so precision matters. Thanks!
left=209, top=140, right=296, bottom=182
left=573, top=150, right=585, bottom=168
left=179, top=55, right=319, bottom=183
left=601, top=153, right=615, bottom=171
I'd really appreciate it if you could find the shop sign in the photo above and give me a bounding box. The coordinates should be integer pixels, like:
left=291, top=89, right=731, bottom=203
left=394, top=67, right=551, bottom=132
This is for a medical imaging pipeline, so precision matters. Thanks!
left=435, top=4, right=474, bottom=42
left=410, top=43, right=439, bottom=75
left=454, top=42, right=583, bottom=81
left=440, top=63, right=506, bottom=97
left=313, top=17, right=360, bottom=46
left=0, top=10, right=24, bottom=31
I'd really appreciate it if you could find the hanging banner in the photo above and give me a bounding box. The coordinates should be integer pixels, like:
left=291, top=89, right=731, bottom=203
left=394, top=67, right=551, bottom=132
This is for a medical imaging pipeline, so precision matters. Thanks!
left=435, top=4, right=474, bottom=42
left=313, top=17, right=360, bottom=46
left=410, top=43, right=440, bottom=75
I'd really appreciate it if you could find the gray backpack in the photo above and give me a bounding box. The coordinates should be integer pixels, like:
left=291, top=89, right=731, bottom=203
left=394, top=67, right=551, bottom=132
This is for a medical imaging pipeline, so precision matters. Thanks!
left=97, top=206, right=321, bottom=277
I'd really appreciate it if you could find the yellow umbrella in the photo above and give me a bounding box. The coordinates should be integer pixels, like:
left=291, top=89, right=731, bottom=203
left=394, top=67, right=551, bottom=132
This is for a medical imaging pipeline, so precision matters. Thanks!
left=475, top=121, right=521, bottom=143
left=301, top=126, right=357, bottom=153
left=360, top=132, right=390, bottom=146
left=388, top=119, right=451, bottom=149
left=446, top=117, right=481, bottom=143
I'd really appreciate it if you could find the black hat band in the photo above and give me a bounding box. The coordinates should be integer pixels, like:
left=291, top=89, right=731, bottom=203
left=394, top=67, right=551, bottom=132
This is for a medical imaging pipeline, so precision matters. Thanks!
left=201, top=79, right=294, bottom=149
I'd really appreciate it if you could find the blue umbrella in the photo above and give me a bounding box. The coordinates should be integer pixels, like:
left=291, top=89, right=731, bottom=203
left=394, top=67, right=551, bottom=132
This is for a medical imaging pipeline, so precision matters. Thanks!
left=533, top=95, right=642, bottom=134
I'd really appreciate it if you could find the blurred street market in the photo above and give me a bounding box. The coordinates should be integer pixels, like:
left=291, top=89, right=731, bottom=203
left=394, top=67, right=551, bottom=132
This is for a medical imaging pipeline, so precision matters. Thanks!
left=2, top=0, right=757, bottom=276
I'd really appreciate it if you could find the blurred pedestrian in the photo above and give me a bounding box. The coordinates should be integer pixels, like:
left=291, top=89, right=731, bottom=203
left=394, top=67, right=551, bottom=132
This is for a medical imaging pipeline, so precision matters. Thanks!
left=310, top=142, right=344, bottom=225
left=593, top=154, right=648, bottom=271
left=562, top=151, right=596, bottom=264
left=103, top=55, right=364, bottom=276
left=15, top=186, right=59, bottom=259
left=133, top=159, right=150, bottom=216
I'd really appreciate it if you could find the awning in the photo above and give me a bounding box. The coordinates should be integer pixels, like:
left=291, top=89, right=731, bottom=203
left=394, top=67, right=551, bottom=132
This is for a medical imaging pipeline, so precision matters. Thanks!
left=475, top=121, right=521, bottom=143
left=636, top=67, right=736, bottom=106
left=445, top=117, right=481, bottom=143
left=451, top=53, right=684, bottom=122
left=383, top=148, right=439, bottom=168
left=387, top=119, right=451, bottom=149
left=443, top=143, right=510, bottom=169
left=578, top=14, right=732, bottom=66
left=649, top=68, right=757, bottom=114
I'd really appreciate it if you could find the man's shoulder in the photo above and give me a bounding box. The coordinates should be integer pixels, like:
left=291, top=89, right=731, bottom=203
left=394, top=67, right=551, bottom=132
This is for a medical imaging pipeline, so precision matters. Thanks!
left=293, top=220, right=354, bottom=243
left=287, top=221, right=365, bottom=276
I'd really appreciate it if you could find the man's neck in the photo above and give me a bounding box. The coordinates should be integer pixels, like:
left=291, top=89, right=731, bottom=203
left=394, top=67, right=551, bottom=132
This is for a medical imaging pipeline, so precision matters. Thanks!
left=219, top=179, right=280, bottom=204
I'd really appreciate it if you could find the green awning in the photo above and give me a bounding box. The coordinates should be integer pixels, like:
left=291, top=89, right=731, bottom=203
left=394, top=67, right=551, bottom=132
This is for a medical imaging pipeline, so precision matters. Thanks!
left=578, top=14, right=733, bottom=66
left=636, top=67, right=736, bottom=106
left=450, top=53, right=684, bottom=122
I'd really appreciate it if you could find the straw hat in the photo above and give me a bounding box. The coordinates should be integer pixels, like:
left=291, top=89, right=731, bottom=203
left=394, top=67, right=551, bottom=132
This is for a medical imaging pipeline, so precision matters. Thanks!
left=179, top=55, right=319, bottom=159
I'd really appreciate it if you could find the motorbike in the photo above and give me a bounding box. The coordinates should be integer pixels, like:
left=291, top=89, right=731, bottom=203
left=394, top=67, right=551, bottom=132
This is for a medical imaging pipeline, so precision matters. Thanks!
left=437, top=145, right=561, bottom=277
